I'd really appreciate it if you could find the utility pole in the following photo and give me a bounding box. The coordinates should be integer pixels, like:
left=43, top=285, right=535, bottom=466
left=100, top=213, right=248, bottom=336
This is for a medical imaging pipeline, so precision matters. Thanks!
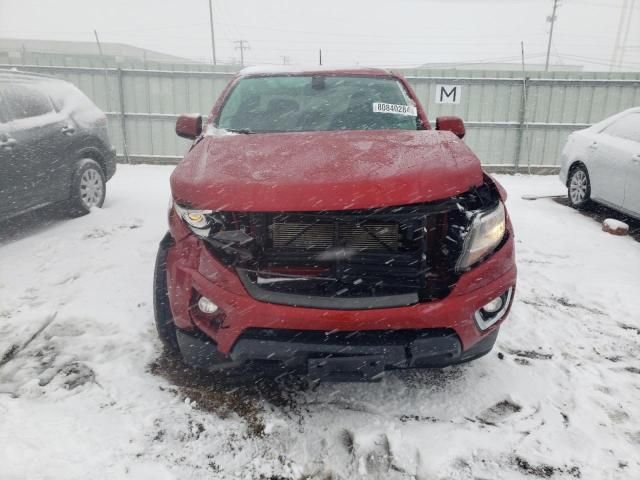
left=544, top=0, right=560, bottom=72
left=319, top=49, right=322, bottom=66
left=93, top=29, right=106, bottom=63
left=208, top=0, right=217, bottom=65
left=518, top=41, right=531, bottom=174
left=234, top=40, right=249, bottom=66
left=280, top=55, right=290, bottom=65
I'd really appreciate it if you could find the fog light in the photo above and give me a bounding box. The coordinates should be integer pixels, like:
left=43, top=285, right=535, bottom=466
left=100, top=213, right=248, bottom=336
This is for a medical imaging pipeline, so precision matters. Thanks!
left=474, top=288, right=513, bottom=331
left=197, top=296, right=218, bottom=314
left=481, top=296, right=504, bottom=314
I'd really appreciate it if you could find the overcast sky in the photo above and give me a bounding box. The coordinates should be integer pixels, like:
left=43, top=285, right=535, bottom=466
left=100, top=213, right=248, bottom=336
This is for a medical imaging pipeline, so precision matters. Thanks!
left=0, top=0, right=638, bottom=70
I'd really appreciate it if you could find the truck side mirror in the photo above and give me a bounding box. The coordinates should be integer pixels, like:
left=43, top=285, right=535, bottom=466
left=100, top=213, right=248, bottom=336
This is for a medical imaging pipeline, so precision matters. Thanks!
left=436, top=116, right=465, bottom=139
left=176, top=114, right=203, bottom=140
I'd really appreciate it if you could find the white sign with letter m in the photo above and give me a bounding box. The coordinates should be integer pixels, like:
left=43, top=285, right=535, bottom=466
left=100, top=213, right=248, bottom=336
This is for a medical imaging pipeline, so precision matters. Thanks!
left=435, top=84, right=462, bottom=104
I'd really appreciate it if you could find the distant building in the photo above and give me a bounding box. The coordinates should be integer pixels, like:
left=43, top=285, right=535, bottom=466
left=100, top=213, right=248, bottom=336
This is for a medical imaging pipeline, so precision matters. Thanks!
left=416, top=62, right=584, bottom=72
left=0, top=37, right=203, bottom=68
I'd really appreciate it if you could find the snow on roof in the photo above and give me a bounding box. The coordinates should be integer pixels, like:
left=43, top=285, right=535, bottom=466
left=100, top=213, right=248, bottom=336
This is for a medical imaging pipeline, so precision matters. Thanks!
left=589, top=106, right=640, bottom=131
left=239, top=65, right=392, bottom=77
left=0, top=67, right=65, bottom=83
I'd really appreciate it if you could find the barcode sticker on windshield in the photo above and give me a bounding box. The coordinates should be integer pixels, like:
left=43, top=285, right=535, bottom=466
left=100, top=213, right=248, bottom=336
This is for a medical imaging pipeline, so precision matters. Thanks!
left=372, top=102, right=417, bottom=116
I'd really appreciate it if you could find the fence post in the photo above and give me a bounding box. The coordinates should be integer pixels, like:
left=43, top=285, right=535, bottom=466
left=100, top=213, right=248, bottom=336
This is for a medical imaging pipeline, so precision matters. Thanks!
left=514, top=76, right=529, bottom=174
left=117, top=68, right=130, bottom=164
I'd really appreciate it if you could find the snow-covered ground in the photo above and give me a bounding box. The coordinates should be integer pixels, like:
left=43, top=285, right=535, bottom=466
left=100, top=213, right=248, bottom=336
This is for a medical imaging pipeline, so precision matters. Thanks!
left=1, top=165, right=639, bottom=480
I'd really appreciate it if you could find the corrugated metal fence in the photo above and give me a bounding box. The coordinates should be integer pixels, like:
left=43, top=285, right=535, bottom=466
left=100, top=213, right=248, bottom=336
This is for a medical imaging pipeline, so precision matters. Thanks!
left=2, top=63, right=640, bottom=171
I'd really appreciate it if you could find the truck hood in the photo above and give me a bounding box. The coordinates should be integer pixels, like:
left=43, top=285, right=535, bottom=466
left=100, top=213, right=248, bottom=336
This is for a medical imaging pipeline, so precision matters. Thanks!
left=170, top=129, right=483, bottom=211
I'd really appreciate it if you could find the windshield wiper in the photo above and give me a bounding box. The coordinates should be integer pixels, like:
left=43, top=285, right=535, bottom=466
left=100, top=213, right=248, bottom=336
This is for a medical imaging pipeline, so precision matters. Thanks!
left=226, top=128, right=255, bottom=134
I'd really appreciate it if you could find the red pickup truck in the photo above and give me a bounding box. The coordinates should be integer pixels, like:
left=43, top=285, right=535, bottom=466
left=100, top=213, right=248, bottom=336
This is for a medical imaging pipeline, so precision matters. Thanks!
left=154, top=67, right=516, bottom=381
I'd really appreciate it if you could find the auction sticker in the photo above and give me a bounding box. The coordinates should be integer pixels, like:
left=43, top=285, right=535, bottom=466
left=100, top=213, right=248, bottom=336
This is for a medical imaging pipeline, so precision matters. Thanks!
left=372, top=102, right=417, bottom=116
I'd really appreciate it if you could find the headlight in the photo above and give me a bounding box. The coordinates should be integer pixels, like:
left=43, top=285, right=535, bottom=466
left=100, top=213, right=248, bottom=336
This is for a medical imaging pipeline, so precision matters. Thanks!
left=174, top=203, right=223, bottom=237
left=456, top=202, right=506, bottom=271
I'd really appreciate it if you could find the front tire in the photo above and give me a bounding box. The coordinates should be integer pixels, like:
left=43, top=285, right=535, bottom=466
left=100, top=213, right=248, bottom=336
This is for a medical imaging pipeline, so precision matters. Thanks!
left=67, top=159, right=106, bottom=217
left=567, top=165, right=591, bottom=209
left=153, top=234, right=180, bottom=355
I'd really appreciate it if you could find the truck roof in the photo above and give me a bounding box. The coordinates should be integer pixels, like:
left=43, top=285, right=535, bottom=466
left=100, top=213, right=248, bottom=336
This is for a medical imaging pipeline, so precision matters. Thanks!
left=239, top=65, right=393, bottom=77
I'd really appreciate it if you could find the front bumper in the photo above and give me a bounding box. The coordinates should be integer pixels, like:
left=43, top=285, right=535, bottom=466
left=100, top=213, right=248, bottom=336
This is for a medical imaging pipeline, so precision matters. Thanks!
left=162, top=217, right=516, bottom=373
left=176, top=326, right=500, bottom=380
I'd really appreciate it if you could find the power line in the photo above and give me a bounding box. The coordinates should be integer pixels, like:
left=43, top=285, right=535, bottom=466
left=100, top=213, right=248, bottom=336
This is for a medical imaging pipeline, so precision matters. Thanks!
left=610, top=0, right=629, bottom=70
left=610, top=0, right=638, bottom=71
left=65, top=28, right=622, bottom=52
left=618, top=0, right=637, bottom=70
left=215, top=0, right=245, bottom=48
left=559, top=52, right=640, bottom=68
left=575, top=0, right=626, bottom=7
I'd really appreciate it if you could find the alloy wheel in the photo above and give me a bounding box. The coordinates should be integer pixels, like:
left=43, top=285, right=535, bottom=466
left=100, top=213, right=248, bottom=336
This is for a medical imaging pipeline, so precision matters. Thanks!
left=80, top=168, right=104, bottom=209
left=569, top=170, right=588, bottom=205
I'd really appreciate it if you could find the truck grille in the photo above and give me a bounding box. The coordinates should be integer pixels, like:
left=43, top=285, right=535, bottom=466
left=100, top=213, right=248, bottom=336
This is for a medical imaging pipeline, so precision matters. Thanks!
left=223, top=202, right=473, bottom=308
left=272, top=222, right=399, bottom=251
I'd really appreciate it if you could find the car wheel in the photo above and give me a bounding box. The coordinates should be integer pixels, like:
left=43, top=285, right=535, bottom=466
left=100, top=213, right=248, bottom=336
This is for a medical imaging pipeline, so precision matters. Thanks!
left=67, top=159, right=106, bottom=217
left=567, top=165, right=591, bottom=209
left=153, top=234, right=180, bottom=355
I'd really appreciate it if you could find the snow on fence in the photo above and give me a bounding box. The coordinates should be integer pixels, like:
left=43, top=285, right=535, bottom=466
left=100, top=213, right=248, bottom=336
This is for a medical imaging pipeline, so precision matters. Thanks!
left=2, top=63, right=640, bottom=172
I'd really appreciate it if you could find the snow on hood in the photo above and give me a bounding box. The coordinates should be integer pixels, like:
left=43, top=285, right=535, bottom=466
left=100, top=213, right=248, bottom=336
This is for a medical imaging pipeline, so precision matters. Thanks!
left=170, top=129, right=483, bottom=211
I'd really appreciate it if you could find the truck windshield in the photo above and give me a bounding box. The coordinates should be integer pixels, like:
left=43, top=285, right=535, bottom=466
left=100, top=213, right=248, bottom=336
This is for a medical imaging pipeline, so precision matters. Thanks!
left=217, top=75, right=419, bottom=133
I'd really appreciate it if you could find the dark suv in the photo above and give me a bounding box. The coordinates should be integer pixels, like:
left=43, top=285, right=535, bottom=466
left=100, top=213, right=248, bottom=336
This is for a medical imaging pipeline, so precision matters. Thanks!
left=0, top=69, right=116, bottom=221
